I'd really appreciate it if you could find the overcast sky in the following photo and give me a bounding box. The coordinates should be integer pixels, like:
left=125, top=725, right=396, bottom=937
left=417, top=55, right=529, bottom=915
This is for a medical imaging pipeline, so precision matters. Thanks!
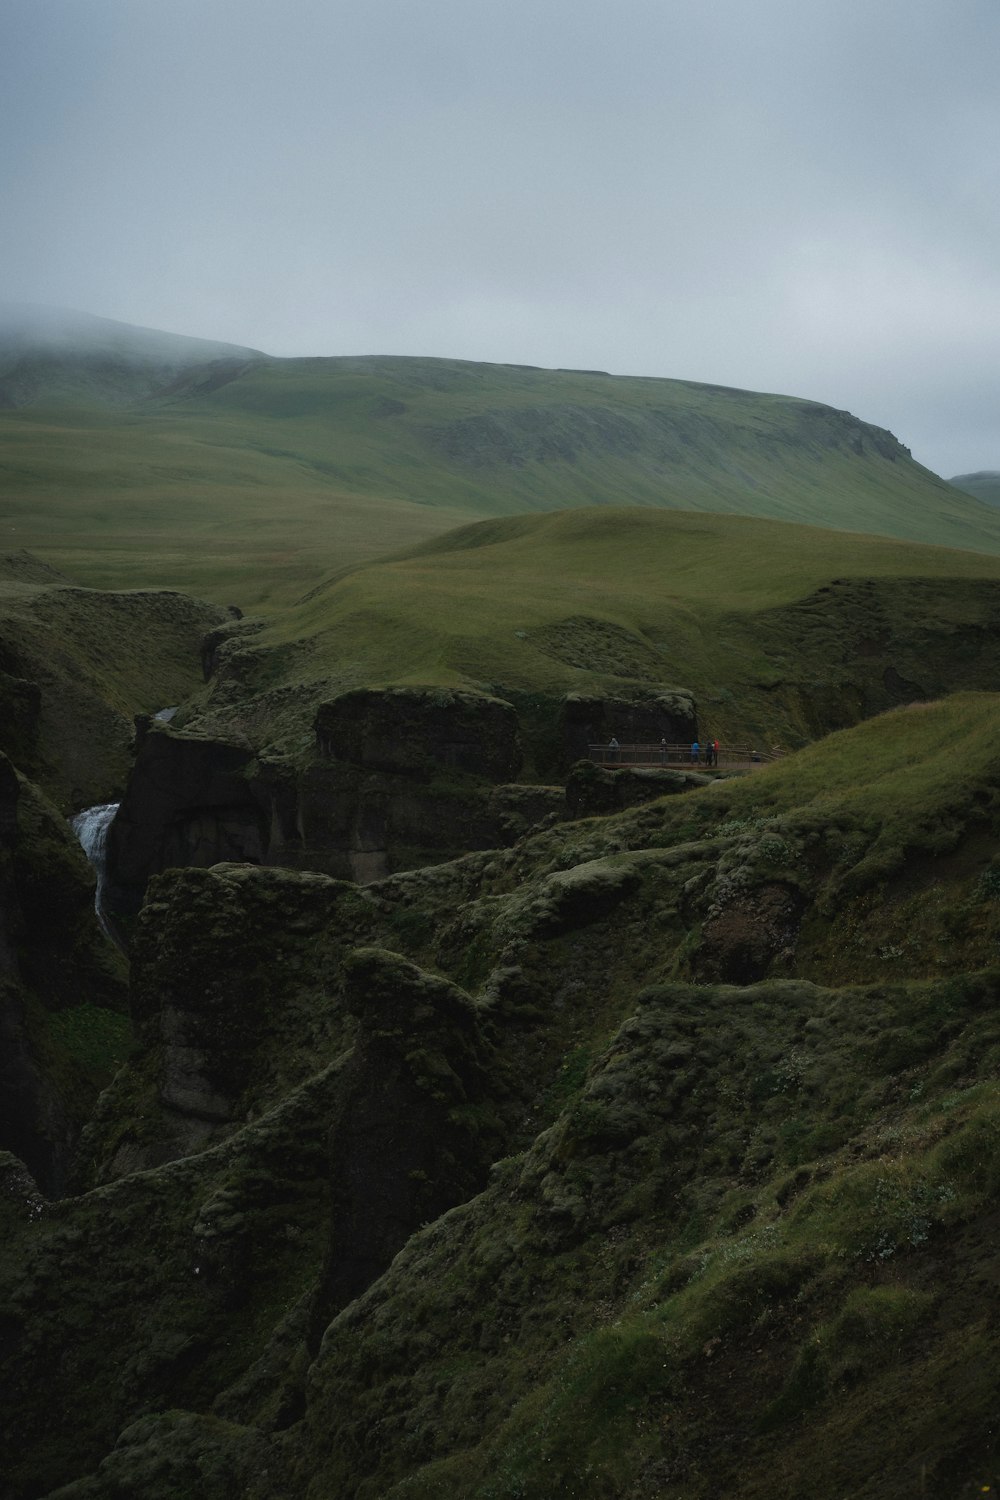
left=3, top=0, right=999, bottom=477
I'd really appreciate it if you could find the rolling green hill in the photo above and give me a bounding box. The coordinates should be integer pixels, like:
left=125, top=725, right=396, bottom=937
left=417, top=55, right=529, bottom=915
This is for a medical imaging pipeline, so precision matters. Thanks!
left=179, top=507, right=1000, bottom=757
left=3, top=310, right=1000, bottom=606
left=950, top=470, right=1000, bottom=507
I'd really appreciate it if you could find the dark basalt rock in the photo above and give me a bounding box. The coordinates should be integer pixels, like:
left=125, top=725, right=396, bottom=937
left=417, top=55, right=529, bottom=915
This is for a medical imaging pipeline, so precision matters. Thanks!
left=0, top=669, right=41, bottom=775
left=105, top=728, right=265, bottom=920
left=565, top=758, right=711, bottom=818
left=106, top=694, right=557, bottom=918
left=314, top=685, right=522, bottom=781
left=84, top=863, right=365, bottom=1180
left=693, top=881, right=805, bottom=985
left=0, top=752, right=127, bottom=1195
left=308, top=946, right=504, bottom=1346
left=560, top=687, right=698, bottom=765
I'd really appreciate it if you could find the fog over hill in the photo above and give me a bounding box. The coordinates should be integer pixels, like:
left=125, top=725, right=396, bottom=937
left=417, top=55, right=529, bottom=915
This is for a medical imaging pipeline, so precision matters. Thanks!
left=0, top=303, right=267, bottom=408
left=5, top=306, right=1000, bottom=606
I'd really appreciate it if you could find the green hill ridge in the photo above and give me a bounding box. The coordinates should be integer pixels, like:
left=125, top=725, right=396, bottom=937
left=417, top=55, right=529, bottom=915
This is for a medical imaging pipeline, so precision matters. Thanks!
left=176, top=507, right=1000, bottom=759
left=950, top=470, right=1000, bottom=507
left=3, top=310, right=1000, bottom=605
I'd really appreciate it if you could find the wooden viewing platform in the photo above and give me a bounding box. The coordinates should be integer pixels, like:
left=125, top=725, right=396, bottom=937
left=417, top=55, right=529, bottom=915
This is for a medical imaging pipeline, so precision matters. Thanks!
left=589, top=742, right=781, bottom=771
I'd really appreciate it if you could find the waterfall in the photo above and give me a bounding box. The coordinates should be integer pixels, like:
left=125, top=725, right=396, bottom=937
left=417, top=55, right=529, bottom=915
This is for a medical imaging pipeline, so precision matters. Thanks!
left=70, top=802, right=120, bottom=941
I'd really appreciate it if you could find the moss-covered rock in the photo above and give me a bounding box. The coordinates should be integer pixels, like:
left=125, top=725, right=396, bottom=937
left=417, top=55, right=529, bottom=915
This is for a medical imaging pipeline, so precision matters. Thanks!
left=0, top=564, right=232, bottom=808
left=0, top=753, right=126, bottom=1195
left=315, top=686, right=522, bottom=781
left=308, top=946, right=506, bottom=1343
left=559, top=687, right=698, bottom=765
left=565, top=757, right=710, bottom=818
left=9, top=695, right=1000, bottom=1497
left=84, top=863, right=371, bottom=1181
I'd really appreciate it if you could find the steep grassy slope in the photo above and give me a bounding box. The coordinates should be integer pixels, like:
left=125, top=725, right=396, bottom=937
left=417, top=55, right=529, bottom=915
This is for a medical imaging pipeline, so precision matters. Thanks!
left=5, top=330, right=1000, bottom=603
left=5, top=695, right=1000, bottom=1497
left=179, top=508, right=1000, bottom=757
left=0, top=551, right=231, bottom=807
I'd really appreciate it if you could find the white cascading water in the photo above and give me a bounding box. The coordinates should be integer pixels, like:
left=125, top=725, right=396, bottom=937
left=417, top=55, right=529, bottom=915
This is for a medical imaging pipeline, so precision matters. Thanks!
left=70, top=802, right=120, bottom=941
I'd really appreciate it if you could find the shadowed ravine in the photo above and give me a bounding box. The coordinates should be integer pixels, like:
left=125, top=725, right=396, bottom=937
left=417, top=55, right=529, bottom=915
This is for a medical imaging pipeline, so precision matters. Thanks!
left=3, top=419, right=1000, bottom=1494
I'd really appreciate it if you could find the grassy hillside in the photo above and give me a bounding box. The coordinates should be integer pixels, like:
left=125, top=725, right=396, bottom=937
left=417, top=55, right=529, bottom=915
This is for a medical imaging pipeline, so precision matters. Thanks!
left=0, top=303, right=266, bottom=405
left=0, top=551, right=230, bottom=807
left=951, top=470, right=1000, bottom=507
left=0, top=404, right=473, bottom=609
left=7, top=694, right=1000, bottom=1497
left=4, top=319, right=1000, bottom=604
left=180, top=508, right=1000, bottom=756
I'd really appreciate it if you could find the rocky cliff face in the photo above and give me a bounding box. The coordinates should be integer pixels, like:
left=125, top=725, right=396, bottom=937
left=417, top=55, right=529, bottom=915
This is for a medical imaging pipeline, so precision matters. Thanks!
left=105, top=687, right=571, bottom=918
left=0, top=557, right=234, bottom=1194
left=559, top=687, right=697, bottom=762
left=13, top=536, right=1000, bottom=1498
left=0, top=558, right=233, bottom=808
left=7, top=699, right=1000, bottom=1498
left=104, top=682, right=698, bottom=920
left=314, top=685, right=523, bottom=779
left=0, top=752, right=126, bottom=1195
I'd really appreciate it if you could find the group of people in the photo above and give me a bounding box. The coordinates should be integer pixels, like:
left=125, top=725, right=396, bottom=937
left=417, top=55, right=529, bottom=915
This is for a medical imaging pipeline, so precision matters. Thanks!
left=689, top=738, right=720, bottom=767
left=605, top=736, right=721, bottom=767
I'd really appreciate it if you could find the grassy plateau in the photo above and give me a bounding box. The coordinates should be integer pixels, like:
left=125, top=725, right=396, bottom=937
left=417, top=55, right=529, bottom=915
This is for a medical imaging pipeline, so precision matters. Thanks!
left=178, top=506, right=1000, bottom=759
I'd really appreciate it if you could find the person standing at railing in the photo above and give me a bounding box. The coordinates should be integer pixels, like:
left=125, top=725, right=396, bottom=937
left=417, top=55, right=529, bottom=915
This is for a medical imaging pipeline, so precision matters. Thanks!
left=690, top=740, right=699, bottom=764
left=659, top=737, right=667, bottom=765
left=609, top=736, right=620, bottom=763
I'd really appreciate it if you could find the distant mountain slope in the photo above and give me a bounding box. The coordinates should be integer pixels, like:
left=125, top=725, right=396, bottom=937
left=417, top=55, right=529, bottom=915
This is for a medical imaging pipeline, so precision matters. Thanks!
left=0, top=303, right=267, bottom=409
left=950, top=470, right=1000, bottom=506
left=3, top=309, right=1000, bottom=603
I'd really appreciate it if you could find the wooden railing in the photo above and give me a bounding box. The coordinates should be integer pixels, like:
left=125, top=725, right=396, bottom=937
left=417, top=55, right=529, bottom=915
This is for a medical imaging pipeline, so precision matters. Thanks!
left=589, top=743, right=781, bottom=770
